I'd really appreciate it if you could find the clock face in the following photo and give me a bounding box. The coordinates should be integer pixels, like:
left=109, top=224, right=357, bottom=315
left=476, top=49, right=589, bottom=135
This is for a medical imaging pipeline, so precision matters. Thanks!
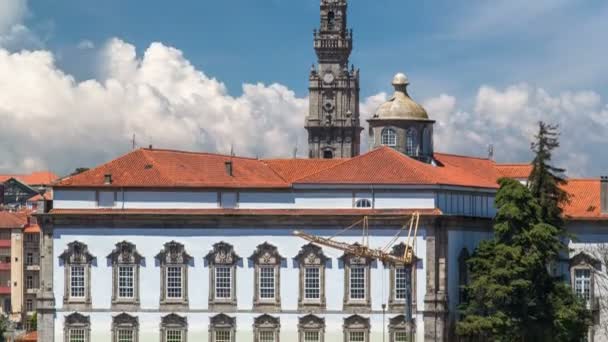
left=323, top=72, right=335, bottom=84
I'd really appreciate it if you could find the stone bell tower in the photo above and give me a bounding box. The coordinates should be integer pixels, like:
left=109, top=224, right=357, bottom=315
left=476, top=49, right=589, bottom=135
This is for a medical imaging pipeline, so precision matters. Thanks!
left=305, top=0, right=362, bottom=159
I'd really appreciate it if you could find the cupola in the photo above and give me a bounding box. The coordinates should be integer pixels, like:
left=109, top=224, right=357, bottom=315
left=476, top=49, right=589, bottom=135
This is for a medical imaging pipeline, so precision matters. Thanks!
left=367, top=73, right=435, bottom=163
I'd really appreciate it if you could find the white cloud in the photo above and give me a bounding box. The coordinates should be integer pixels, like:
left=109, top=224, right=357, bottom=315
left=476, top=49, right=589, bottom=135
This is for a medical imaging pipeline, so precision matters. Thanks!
left=0, top=0, right=27, bottom=34
left=0, top=0, right=42, bottom=51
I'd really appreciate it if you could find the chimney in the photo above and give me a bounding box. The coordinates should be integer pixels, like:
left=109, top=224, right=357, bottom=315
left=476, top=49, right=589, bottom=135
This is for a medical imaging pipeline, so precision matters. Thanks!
left=104, top=173, right=113, bottom=185
left=601, top=176, right=608, bottom=214
left=225, top=161, right=233, bottom=177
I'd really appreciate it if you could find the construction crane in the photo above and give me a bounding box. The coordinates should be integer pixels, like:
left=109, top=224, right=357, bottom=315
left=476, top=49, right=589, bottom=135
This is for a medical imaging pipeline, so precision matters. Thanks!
left=293, top=212, right=420, bottom=341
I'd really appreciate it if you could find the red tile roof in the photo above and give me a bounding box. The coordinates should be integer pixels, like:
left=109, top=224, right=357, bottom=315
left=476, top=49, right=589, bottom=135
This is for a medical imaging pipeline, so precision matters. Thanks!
left=263, top=158, right=345, bottom=182
left=0, top=171, right=58, bottom=186
left=0, top=211, right=27, bottom=229
left=562, top=179, right=608, bottom=220
left=55, top=149, right=289, bottom=189
left=17, top=331, right=37, bottom=342
left=24, top=224, right=41, bottom=234
left=495, top=163, right=533, bottom=179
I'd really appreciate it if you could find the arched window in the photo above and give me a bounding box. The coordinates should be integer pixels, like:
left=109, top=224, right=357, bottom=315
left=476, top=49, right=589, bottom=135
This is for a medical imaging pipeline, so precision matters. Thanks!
left=327, top=11, right=335, bottom=30
left=406, top=128, right=418, bottom=156
left=381, top=128, right=397, bottom=147
left=422, top=127, right=431, bottom=155
left=355, top=199, right=372, bottom=208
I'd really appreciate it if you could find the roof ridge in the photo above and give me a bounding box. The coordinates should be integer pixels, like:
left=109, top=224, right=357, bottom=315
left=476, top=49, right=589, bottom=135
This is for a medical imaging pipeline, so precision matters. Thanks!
left=495, top=163, right=532, bottom=166
left=142, top=147, right=260, bottom=161
left=288, top=150, right=381, bottom=183
left=54, top=149, right=144, bottom=186
left=434, top=151, right=491, bottom=161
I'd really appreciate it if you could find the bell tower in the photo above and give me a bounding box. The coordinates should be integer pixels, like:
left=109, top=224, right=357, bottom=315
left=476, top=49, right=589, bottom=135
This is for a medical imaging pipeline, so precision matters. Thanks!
left=306, top=0, right=362, bottom=159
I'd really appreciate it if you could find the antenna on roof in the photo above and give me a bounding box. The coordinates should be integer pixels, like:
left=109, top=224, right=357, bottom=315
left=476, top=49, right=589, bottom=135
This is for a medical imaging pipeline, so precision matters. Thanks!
left=487, top=144, right=495, bottom=160
left=293, top=146, right=298, bottom=159
left=230, top=144, right=235, bottom=157
left=131, top=134, right=137, bottom=150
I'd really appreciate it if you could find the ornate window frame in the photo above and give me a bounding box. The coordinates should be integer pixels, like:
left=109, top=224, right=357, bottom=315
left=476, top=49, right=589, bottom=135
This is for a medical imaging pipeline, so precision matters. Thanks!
left=340, top=247, right=372, bottom=312
left=111, top=313, right=139, bottom=342
left=251, top=242, right=283, bottom=312
left=298, top=314, right=325, bottom=342
left=381, top=128, right=397, bottom=147
left=160, top=313, right=188, bottom=342
left=63, top=312, right=91, bottom=342
left=295, top=243, right=328, bottom=312
left=156, top=241, right=192, bottom=311
left=205, top=242, right=240, bottom=311
left=107, top=241, right=144, bottom=311
left=342, top=315, right=370, bottom=342
left=388, top=315, right=414, bottom=342
left=570, top=251, right=601, bottom=310
left=59, top=241, right=95, bottom=310
left=383, top=243, right=417, bottom=313
left=209, top=313, right=236, bottom=342
left=405, top=128, right=418, bottom=156
left=253, top=314, right=280, bottom=342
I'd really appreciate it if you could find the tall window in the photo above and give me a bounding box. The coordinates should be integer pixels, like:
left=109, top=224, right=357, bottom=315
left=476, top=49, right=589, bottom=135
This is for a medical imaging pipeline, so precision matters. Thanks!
left=26, top=252, right=33, bottom=265
left=209, top=313, right=236, bottom=342
left=569, top=252, right=601, bottom=311
left=111, top=313, right=138, bottom=342
left=206, top=242, right=240, bottom=310
left=341, top=251, right=371, bottom=311
left=296, top=243, right=328, bottom=311
left=60, top=241, right=95, bottom=309
left=254, top=315, right=280, bottom=342
left=252, top=243, right=283, bottom=310
left=156, top=241, right=192, bottom=309
left=343, top=315, right=370, bottom=342
left=298, top=314, right=325, bottom=342
left=160, top=313, right=187, bottom=342
left=405, top=128, right=417, bottom=156
left=381, top=128, right=397, bottom=147
left=349, top=266, right=366, bottom=300
left=355, top=199, right=372, bottom=209
left=108, top=241, right=143, bottom=310
left=386, top=243, right=416, bottom=313
left=575, top=269, right=591, bottom=302
left=64, top=312, right=90, bottom=342
left=394, top=267, right=407, bottom=300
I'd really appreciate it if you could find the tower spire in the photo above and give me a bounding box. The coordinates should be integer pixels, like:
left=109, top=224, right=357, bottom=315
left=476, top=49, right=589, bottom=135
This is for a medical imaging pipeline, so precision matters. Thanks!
left=305, top=0, right=362, bottom=159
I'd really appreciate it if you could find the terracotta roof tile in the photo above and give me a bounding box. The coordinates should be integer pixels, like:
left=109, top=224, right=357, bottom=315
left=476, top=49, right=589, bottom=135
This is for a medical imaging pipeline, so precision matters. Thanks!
left=263, top=158, right=345, bottom=182
left=495, top=163, right=533, bottom=179
left=17, top=331, right=37, bottom=342
left=0, top=171, right=58, bottom=185
left=562, top=179, right=608, bottom=220
left=0, top=211, right=27, bottom=229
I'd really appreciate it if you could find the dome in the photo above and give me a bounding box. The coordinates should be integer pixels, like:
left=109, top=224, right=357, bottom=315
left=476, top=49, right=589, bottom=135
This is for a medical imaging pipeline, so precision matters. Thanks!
left=373, top=73, right=429, bottom=120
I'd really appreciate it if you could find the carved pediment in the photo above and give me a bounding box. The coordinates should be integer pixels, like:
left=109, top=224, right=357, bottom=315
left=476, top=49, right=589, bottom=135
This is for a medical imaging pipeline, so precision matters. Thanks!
left=298, top=314, right=325, bottom=329
left=210, top=313, right=236, bottom=328
left=205, top=242, right=240, bottom=266
left=339, top=244, right=371, bottom=265
left=570, top=251, right=601, bottom=270
left=65, top=312, right=90, bottom=326
left=343, top=314, right=369, bottom=329
left=107, top=241, right=144, bottom=265
left=389, top=315, right=407, bottom=328
left=156, top=241, right=192, bottom=265
left=294, top=243, right=328, bottom=266
left=112, top=313, right=138, bottom=327
left=250, top=242, right=283, bottom=266
left=385, top=242, right=418, bottom=265
left=161, top=313, right=187, bottom=328
left=59, top=241, right=95, bottom=264
left=254, top=314, right=280, bottom=328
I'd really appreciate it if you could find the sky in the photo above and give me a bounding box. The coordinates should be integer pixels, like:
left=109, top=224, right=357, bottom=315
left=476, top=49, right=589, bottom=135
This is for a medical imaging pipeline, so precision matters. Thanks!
left=0, top=0, right=607, bottom=177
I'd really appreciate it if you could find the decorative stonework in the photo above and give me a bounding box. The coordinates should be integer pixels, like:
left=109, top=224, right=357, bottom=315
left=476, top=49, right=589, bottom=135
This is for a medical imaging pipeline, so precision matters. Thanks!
left=384, top=242, right=417, bottom=313
left=107, top=241, right=144, bottom=311
left=156, top=241, right=192, bottom=311
left=570, top=251, right=601, bottom=314
left=388, top=315, right=414, bottom=342
left=209, top=314, right=236, bottom=342
left=295, top=243, right=328, bottom=312
left=59, top=241, right=95, bottom=310
left=251, top=242, right=283, bottom=312
left=63, top=312, right=90, bottom=342
left=340, top=245, right=372, bottom=313
left=342, top=314, right=370, bottom=342
left=160, top=313, right=188, bottom=342
left=253, top=314, right=280, bottom=342
left=298, top=314, right=325, bottom=342
left=205, top=242, right=240, bottom=311
left=111, top=313, right=139, bottom=342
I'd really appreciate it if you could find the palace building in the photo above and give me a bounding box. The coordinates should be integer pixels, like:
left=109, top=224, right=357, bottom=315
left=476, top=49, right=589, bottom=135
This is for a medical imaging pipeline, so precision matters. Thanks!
left=35, top=1, right=608, bottom=342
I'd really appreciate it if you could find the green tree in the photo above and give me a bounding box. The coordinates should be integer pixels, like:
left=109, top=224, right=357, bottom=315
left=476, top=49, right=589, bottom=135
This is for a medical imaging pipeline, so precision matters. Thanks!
left=457, top=178, right=590, bottom=341
left=27, top=312, right=37, bottom=331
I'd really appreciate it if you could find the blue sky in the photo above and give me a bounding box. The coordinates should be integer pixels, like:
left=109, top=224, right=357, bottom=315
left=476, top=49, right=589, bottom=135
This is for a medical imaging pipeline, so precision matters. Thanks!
left=1, top=0, right=607, bottom=176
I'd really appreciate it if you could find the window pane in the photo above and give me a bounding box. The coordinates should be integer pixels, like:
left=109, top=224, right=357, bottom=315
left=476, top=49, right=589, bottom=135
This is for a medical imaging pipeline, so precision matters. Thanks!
left=215, top=330, right=231, bottom=342
left=166, top=329, right=182, bottom=342
left=215, top=266, right=232, bottom=299
left=70, top=266, right=85, bottom=298
left=69, top=328, right=86, bottom=342
left=304, top=267, right=320, bottom=300
left=259, top=330, right=276, bottom=342
left=167, top=266, right=183, bottom=299
left=117, top=329, right=133, bottom=342
left=304, top=330, right=320, bottom=342
left=575, top=269, right=592, bottom=302
left=259, top=267, right=275, bottom=299
left=381, top=128, right=397, bottom=147
left=350, top=266, right=366, bottom=300
left=395, top=331, right=408, bottom=342
left=395, top=267, right=407, bottom=300
left=355, top=199, right=372, bottom=208
left=118, top=266, right=134, bottom=299
left=349, top=331, right=365, bottom=342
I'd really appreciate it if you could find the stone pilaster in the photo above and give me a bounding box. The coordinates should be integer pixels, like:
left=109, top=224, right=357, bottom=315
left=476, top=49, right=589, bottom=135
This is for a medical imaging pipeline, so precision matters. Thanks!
left=37, top=215, right=55, bottom=342
left=423, top=218, right=448, bottom=342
